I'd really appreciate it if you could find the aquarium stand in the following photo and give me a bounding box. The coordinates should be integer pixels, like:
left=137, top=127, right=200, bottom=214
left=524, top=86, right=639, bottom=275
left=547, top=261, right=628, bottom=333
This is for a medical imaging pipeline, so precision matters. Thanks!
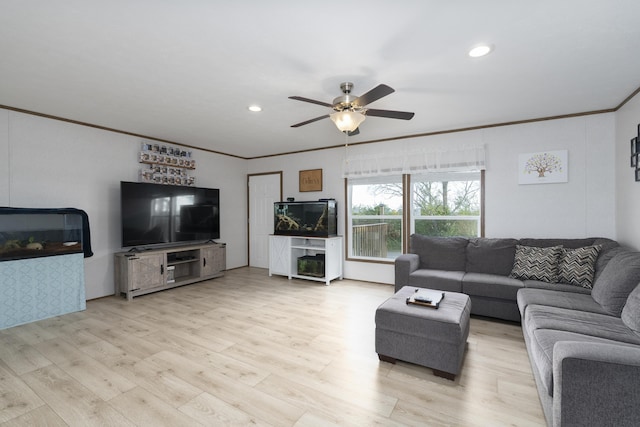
left=269, top=235, right=343, bottom=285
left=0, top=208, right=88, bottom=330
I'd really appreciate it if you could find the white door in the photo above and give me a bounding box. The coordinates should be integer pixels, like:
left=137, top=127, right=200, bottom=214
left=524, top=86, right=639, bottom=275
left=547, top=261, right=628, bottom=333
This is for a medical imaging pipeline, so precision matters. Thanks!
left=248, top=173, right=282, bottom=268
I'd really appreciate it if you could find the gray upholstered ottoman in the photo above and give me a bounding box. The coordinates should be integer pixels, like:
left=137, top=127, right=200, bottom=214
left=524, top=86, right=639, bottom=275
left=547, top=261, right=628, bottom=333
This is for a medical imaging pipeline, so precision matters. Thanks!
left=375, top=286, right=471, bottom=380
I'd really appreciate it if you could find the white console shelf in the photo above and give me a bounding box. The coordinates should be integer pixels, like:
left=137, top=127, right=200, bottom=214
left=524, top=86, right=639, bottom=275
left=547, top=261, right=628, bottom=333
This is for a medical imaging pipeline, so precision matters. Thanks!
left=269, top=235, right=343, bottom=285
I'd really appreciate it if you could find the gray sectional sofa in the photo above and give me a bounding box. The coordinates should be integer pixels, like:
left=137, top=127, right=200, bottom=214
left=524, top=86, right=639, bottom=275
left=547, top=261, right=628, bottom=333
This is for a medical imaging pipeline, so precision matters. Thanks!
left=394, top=234, right=640, bottom=426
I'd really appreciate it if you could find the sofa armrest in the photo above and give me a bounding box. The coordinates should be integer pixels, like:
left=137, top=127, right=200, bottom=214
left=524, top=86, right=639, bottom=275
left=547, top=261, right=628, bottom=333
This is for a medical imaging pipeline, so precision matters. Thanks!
left=553, top=341, right=640, bottom=427
left=394, top=254, right=420, bottom=292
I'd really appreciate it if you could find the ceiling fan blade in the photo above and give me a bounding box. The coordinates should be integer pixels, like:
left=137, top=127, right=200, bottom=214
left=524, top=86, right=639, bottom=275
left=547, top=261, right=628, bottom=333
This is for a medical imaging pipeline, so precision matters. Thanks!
left=365, top=109, right=415, bottom=120
left=288, top=96, right=333, bottom=108
left=344, top=128, right=360, bottom=136
left=353, top=84, right=395, bottom=107
left=291, top=114, right=330, bottom=128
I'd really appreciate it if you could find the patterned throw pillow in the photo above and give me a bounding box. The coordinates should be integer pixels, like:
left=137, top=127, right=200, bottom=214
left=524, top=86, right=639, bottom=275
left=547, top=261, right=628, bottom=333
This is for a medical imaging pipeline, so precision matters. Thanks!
left=557, top=245, right=602, bottom=289
left=509, top=245, right=562, bottom=283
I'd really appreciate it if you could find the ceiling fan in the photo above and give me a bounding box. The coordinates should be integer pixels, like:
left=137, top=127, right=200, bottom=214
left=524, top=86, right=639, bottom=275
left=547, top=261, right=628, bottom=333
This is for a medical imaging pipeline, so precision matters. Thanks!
left=289, top=82, right=415, bottom=136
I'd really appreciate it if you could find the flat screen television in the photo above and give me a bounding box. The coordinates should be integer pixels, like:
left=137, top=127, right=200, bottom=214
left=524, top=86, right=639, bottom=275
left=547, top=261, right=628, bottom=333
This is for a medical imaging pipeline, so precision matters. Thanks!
left=120, top=181, right=220, bottom=248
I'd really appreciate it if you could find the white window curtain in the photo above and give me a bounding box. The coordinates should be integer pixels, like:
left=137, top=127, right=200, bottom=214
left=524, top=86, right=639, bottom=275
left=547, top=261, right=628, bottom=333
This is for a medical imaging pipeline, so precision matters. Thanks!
left=342, top=144, right=486, bottom=178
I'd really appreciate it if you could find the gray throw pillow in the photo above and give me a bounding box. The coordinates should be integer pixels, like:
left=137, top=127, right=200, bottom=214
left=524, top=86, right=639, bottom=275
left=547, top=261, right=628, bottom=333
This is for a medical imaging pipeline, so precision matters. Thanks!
left=466, top=238, right=518, bottom=276
left=592, top=250, right=640, bottom=316
left=410, top=235, right=468, bottom=271
left=557, top=245, right=602, bottom=289
left=621, top=283, right=640, bottom=335
left=509, top=245, right=562, bottom=283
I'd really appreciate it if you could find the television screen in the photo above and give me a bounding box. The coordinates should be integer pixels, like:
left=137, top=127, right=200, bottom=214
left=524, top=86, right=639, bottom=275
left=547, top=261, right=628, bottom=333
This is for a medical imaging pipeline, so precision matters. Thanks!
left=120, top=181, right=220, bottom=248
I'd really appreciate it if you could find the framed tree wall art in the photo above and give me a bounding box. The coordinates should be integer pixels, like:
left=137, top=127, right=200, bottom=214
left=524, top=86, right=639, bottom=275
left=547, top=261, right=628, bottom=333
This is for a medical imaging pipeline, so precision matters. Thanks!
left=518, top=150, right=568, bottom=185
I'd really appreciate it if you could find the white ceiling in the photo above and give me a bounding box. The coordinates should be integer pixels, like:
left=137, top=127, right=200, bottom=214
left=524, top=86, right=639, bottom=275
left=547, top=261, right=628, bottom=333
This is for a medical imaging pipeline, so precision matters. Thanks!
left=2, top=1, right=640, bottom=159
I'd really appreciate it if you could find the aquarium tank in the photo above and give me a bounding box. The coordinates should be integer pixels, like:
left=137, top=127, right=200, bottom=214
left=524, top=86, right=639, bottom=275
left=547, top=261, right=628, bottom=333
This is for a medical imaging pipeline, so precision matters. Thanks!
left=0, top=210, right=84, bottom=261
left=274, top=200, right=337, bottom=237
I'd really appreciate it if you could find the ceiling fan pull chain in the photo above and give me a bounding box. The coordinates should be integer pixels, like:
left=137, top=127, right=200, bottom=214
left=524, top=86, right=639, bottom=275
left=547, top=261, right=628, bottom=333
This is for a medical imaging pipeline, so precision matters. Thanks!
left=344, top=130, right=351, bottom=165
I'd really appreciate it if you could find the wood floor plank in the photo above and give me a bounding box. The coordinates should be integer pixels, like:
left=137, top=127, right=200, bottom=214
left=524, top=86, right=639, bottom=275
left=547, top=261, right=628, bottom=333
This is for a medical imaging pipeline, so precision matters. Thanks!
left=87, top=326, right=164, bottom=360
left=0, top=333, right=52, bottom=375
left=20, top=365, right=136, bottom=426
left=178, top=391, right=272, bottom=426
left=0, top=267, right=546, bottom=426
left=255, top=372, right=404, bottom=426
left=108, top=386, right=204, bottom=426
left=147, top=350, right=306, bottom=425
left=0, top=362, right=44, bottom=423
left=78, top=338, right=142, bottom=375
left=5, top=322, right=58, bottom=346
left=34, top=338, right=137, bottom=401
left=0, top=405, right=67, bottom=427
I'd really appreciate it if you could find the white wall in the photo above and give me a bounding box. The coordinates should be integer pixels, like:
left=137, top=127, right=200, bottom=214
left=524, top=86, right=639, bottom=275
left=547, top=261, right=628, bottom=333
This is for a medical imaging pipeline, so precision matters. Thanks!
left=0, top=110, right=248, bottom=299
left=1, top=107, right=621, bottom=294
left=483, top=113, right=616, bottom=238
left=615, top=92, right=640, bottom=250
left=249, top=113, right=617, bottom=285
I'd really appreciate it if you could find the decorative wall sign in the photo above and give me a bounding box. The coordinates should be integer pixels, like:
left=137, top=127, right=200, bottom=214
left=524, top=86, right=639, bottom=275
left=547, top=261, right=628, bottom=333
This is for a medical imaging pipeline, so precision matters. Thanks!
left=299, top=169, right=323, bottom=192
left=138, top=141, right=196, bottom=186
left=518, top=150, right=568, bottom=185
left=631, top=124, right=640, bottom=182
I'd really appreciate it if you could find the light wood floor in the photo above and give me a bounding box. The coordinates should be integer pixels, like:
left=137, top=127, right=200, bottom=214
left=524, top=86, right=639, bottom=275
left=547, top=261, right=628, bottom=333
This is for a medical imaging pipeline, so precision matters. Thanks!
left=0, top=267, right=546, bottom=426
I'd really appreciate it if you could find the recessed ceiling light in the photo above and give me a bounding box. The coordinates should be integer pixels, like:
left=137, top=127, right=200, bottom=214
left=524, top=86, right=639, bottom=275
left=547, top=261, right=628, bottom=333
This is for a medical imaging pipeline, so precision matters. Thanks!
left=468, top=44, right=493, bottom=58
left=248, top=105, right=262, bottom=112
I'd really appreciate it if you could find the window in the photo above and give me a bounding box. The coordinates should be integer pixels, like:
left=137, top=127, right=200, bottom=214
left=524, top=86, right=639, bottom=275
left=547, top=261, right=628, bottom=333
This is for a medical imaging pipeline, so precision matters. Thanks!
left=346, top=171, right=483, bottom=262
left=346, top=176, right=403, bottom=261
left=410, top=171, right=482, bottom=238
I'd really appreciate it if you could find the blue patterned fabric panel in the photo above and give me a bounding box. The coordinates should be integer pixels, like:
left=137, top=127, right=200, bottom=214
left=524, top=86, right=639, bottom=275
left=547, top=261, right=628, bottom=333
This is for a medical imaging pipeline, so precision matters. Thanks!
left=0, top=253, right=86, bottom=329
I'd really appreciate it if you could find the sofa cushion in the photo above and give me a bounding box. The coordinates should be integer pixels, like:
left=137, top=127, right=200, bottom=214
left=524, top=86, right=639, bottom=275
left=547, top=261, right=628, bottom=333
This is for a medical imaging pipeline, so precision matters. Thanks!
left=523, top=280, right=592, bottom=295
left=462, top=272, right=523, bottom=300
left=465, top=238, right=518, bottom=276
left=621, top=283, right=640, bottom=335
left=524, top=305, right=640, bottom=345
left=410, top=235, right=468, bottom=271
left=591, top=250, right=640, bottom=316
left=509, top=245, right=562, bottom=283
left=408, top=269, right=464, bottom=292
left=528, top=329, right=638, bottom=397
left=517, top=288, right=609, bottom=317
left=518, top=238, right=595, bottom=249
left=557, top=245, right=602, bottom=289
left=594, top=245, right=626, bottom=282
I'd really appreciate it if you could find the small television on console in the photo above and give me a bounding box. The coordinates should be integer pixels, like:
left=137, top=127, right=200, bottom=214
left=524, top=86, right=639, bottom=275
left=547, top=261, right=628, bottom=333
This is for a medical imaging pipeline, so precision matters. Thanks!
left=120, top=181, right=220, bottom=248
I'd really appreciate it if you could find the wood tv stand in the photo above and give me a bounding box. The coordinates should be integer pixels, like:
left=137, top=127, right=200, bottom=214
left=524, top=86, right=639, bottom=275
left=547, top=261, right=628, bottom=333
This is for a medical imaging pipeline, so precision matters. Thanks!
left=115, top=242, right=225, bottom=301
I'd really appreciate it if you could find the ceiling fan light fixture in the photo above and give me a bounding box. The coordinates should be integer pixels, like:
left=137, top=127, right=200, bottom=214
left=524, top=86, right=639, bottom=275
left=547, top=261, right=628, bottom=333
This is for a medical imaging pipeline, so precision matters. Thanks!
left=248, top=105, right=262, bottom=112
left=330, top=110, right=366, bottom=132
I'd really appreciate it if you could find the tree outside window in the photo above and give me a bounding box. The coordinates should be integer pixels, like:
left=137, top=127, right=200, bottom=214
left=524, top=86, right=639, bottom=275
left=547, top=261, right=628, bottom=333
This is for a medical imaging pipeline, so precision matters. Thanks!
left=348, top=177, right=403, bottom=260
left=411, top=174, right=481, bottom=237
left=347, top=172, right=482, bottom=262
